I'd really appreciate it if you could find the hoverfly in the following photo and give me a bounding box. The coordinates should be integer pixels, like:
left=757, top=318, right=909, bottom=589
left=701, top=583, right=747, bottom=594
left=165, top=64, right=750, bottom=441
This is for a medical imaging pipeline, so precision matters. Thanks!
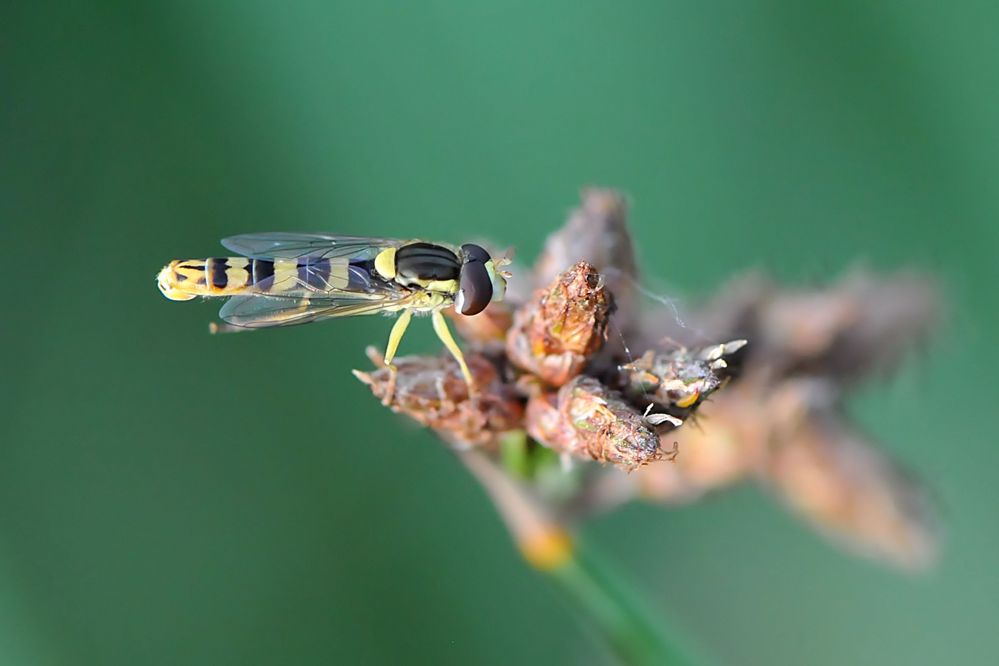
left=157, top=233, right=510, bottom=400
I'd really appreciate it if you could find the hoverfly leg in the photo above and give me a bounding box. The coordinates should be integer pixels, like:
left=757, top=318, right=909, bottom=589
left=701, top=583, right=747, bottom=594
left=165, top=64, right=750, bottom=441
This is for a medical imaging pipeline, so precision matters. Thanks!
left=208, top=321, right=252, bottom=335
left=431, top=309, right=478, bottom=399
left=381, top=310, right=413, bottom=405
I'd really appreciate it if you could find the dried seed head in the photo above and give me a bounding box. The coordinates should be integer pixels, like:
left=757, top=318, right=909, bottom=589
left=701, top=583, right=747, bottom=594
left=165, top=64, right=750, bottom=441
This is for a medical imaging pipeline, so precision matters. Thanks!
left=693, top=269, right=938, bottom=383
left=622, top=377, right=938, bottom=569
left=506, top=261, right=614, bottom=386
left=533, top=188, right=639, bottom=331
left=526, top=376, right=663, bottom=471
left=577, top=381, right=763, bottom=513
left=353, top=352, right=524, bottom=447
left=626, top=385, right=764, bottom=505
left=618, top=339, right=747, bottom=412
left=534, top=189, right=637, bottom=284
left=764, top=420, right=938, bottom=570
left=760, top=380, right=938, bottom=569
left=524, top=391, right=572, bottom=455
left=769, top=270, right=938, bottom=383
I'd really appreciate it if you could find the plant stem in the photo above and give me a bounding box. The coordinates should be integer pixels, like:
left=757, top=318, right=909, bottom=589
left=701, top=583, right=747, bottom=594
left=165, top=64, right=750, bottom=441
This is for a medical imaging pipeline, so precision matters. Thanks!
left=460, top=443, right=702, bottom=665
left=546, top=543, right=699, bottom=666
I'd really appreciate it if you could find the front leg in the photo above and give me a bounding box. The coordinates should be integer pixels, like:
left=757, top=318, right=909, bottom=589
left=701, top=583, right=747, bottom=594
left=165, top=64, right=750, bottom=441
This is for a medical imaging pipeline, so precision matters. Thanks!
left=431, top=309, right=478, bottom=398
left=381, top=309, right=413, bottom=405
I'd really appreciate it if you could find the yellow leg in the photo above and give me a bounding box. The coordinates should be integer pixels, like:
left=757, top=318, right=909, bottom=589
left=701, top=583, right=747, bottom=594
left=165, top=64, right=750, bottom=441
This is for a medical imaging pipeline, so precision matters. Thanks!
left=381, top=309, right=413, bottom=405
left=432, top=309, right=477, bottom=398
left=384, top=309, right=412, bottom=366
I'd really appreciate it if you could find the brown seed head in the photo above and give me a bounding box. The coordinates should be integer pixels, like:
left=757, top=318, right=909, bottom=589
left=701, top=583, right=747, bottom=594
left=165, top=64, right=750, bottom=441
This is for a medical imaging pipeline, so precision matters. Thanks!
left=533, top=188, right=638, bottom=327
left=759, top=379, right=938, bottom=569
left=353, top=352, right=524, bottom=447
left=506, top=261, right=613, bottom=386
left=619, top=376, right=939, bottom=569
left=526, top=376, right=662, bottom=471
left=759, top=271, right=939, bottom=383
left=622, top=383, right=764, bottom=505
left=619, top=339, right=747, bottom=412
left=692, top=269, right=938, bottom=384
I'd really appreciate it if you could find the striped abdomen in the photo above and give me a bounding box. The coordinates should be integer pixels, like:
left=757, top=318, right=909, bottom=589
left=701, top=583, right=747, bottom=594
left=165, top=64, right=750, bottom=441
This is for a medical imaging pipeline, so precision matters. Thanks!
left=156, top=256, right=374, bottom=301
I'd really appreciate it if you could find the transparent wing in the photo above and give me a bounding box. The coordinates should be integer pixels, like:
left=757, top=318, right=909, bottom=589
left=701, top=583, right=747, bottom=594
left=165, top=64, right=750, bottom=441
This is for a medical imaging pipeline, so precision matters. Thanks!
left=221, top=233, right=406, bottom=261
left=218, top=292, right=415, bottom=329
left=245, top=260, right=383, bottom=297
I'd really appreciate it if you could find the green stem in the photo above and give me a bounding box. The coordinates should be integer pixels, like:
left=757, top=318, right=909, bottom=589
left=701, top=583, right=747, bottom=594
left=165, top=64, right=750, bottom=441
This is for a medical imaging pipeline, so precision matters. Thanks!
left=546, top=542, right=701, bottom=666
left=459, top=444, right=706, bottom=666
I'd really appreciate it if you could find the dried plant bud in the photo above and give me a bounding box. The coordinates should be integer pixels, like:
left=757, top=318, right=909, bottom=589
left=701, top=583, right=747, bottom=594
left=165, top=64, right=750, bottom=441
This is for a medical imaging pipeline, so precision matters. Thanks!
left=679, top=271, right=774, bottom=346
left=760, top=380, right=938, bottom=569
left=353, top=351, right=524, bottom=447
left=777, top=270, right=938, bottom=383
left=526, top=376, right=663, bottom=471
left=600, top=376, right=939, bottom=571
left=693, top=270, right=938, bottom=383
left=607, top=385, right=763, bottom=507
left=524, top=391, right=571, bottom=455
left=618, top=339, right=747, bottom=412
left=506, top=262, right=613, bottom=386
left=533, top=188, right=639, bottom=328
left=534, top=189, right=637, bottom=282
left=447, top=301, right=514, bottom=347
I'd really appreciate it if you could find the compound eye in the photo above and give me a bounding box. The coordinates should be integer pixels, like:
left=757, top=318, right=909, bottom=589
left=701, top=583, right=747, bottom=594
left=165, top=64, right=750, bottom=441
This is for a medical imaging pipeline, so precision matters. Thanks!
left=456, top=260, right=493, bottom=316
left=461, top=243, right=491, bottom=264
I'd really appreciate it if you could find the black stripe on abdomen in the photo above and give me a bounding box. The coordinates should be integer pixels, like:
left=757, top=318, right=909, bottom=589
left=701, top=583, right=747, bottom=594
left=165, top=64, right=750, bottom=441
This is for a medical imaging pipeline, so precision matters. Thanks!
left=348, top=258, right=375, bottom=290
left=252, top=259, right=275, bottom=290
left=208, top=258, right=228, bottom=290
left=298, top=258, right=332, bottom=290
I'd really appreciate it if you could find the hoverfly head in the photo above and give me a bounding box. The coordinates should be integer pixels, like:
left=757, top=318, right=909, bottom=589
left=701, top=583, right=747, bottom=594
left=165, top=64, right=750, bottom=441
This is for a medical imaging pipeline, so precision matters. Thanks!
left=456, top=243, right=506, bottom=315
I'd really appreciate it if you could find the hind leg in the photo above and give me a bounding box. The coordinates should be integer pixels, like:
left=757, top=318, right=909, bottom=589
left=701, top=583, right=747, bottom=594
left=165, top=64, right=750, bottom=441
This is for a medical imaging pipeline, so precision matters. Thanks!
left=431, top=309, right=477, bottom=398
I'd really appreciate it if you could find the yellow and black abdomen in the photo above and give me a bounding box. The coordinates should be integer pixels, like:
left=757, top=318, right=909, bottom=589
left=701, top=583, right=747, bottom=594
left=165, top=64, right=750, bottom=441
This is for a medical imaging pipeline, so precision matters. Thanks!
left=158, top=257, right=254, bottom=300
left=157, top=256, right=358, bottom=301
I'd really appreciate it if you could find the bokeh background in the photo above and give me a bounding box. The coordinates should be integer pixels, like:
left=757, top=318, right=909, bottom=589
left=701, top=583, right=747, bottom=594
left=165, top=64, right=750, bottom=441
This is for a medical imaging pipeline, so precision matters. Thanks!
left=3, top=2, right=998, bottom=664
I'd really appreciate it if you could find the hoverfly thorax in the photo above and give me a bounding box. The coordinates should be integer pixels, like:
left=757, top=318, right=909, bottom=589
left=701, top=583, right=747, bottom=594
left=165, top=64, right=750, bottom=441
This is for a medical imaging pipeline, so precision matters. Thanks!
left=456, top=243, right=507, bottom=316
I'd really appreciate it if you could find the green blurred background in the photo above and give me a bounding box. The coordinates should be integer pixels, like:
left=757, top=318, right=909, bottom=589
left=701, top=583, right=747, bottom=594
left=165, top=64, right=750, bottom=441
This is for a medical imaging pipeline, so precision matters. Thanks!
left=3, top=2, right=998, bottom=664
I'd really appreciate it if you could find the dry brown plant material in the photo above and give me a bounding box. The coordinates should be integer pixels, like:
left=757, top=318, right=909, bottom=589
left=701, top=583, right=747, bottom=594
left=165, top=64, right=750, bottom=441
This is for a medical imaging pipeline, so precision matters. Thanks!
left=506, top=261, right=614, bottom=387
left=526, top=376, right=662, bottom=471
left=353, top=349, right=523, bottom=448
left=354, top=188, right=940, bottom=569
